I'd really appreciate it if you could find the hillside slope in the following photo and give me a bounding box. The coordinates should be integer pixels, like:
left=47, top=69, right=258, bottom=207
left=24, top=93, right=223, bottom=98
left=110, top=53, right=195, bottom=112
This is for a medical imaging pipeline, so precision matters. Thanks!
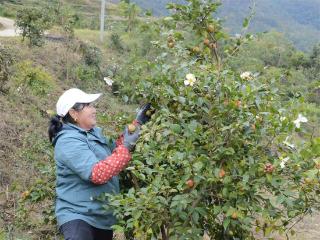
left=129, top=0, right=320, bottom=51
left=0, top=35, right=136, bottom=239
left=1, top=0, right=319, bottom=50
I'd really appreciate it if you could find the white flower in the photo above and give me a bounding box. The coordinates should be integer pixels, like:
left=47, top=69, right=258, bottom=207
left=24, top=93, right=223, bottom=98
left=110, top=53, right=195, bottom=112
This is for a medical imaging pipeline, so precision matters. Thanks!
left=283, top=136, right=295, bottom=149
left=240, top=71, right=253, bottom=80
left=280, top=157, right=290, bottom=169
left=103, top=77, right=114, bottom=86
left=293, top=114, right=308, bottom=128
left=184, top=73, right=196, bottom=86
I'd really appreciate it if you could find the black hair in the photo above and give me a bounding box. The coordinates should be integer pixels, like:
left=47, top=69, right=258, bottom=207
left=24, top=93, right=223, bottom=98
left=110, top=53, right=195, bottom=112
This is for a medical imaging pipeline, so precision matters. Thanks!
left=48, top=103, right=89, bottom=143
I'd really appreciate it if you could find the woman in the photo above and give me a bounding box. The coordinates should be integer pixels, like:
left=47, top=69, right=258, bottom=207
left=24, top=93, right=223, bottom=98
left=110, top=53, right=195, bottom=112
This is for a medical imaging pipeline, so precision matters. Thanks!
left=48, top=88, right=151, bottom=240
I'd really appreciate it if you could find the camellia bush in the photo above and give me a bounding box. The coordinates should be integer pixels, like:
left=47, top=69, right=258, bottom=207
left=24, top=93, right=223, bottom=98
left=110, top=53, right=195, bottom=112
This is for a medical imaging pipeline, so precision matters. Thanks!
left=102, top=1, right=320, bottom=239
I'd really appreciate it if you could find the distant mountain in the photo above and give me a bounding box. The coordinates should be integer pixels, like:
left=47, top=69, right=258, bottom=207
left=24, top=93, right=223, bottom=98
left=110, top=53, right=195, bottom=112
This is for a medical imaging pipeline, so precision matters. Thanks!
left=128, top=0, right=320, bottom=51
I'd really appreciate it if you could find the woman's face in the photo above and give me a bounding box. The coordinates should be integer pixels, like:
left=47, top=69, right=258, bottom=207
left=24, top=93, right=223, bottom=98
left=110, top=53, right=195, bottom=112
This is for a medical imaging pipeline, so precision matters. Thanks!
left=69, top=103, right=97, bottom=130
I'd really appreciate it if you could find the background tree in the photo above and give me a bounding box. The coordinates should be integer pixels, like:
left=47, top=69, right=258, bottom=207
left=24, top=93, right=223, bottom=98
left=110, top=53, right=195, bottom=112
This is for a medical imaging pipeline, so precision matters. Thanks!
left=119, top=1, right=141, bottom=32
left=15, top=7, right=53, bottom=47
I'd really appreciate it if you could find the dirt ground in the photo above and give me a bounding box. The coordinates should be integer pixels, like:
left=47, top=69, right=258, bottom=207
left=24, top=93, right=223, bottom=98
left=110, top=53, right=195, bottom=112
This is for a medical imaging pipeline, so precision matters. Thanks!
left=290, top=212, right=320, bottom=240
left=0, top=17, right=19, bottom=37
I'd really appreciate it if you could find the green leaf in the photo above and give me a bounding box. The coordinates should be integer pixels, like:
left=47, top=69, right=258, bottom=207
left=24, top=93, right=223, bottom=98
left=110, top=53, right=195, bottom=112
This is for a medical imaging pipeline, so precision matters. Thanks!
left=192, top=211, right=199, bottom=223
left=193, top=162, right=203, bottom=171
left=266, top=174, right=272, bottom=183
left=223, top=218, right=231, bottom=230
left=243, top=17, right=249, bottom=28
left=170, top=124, right=182, bottom=133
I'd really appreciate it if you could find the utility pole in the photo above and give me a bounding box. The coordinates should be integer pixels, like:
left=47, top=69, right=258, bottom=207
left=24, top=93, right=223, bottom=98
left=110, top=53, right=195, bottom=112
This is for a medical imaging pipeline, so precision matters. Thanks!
left=100, top=0, right=106, bottom=42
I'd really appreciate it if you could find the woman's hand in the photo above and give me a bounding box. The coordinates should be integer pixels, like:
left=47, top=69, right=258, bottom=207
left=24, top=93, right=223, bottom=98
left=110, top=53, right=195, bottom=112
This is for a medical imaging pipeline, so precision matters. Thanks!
left=123, top=125, right=140, bottom=151
left=136, top=103, right=152, bottom=125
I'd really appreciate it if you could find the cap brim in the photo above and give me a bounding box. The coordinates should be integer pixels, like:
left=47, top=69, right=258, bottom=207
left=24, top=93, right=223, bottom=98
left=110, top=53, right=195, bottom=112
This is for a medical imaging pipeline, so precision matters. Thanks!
left=80, top=93, right=102, bottom=103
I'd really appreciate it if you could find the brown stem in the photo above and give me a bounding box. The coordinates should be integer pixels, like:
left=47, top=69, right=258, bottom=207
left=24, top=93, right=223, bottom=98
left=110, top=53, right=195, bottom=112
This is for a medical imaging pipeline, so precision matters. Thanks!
left=161, top=224, right=169, bottom=240
left=211, top=47, right=221, bottom=71
left=129, top=172, right=140, bottom=190
left=182, top=191, right=204, bottom=227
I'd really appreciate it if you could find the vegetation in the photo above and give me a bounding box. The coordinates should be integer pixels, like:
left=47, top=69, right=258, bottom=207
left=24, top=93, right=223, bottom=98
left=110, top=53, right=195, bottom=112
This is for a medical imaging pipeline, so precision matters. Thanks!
left=0, top=0, right=319, bottom=239
left=131, top=0, right=320, bottom=51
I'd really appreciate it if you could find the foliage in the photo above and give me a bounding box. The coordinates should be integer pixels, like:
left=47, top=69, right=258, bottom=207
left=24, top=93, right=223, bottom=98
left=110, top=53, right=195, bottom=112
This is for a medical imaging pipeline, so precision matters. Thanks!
left=0, top=46, right=15, bottom=93
left=110, top=33, right=125, bottom=53
left=15, top=7, right=53, bottom=47
left=45, top=0, right=79, bottom=38
left=101, top=1, right=320, bottom=239
left=72, top=65, right=104, bottom=91
left=16, top=134, right=56, bottom=236
left=119, top=1, right=141, bottom=32
left=130, top=0, right=320, bottom=51
left=228, top=33, right=320, bottom=105
left=79, top=41, right=102, bottom=67
left=11, top=60, right=56, bottom=96
left=15, top=1, right=79, bottom=47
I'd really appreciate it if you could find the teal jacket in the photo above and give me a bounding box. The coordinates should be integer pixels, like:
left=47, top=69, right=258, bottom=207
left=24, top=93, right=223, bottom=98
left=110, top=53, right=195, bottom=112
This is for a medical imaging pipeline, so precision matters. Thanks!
left=53, top=123, right=119, bottom=230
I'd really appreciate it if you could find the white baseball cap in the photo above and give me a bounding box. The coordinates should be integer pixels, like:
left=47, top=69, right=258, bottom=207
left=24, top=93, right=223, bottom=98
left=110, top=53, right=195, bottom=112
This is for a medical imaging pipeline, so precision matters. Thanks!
left=56, top=88, right=102, bottom=117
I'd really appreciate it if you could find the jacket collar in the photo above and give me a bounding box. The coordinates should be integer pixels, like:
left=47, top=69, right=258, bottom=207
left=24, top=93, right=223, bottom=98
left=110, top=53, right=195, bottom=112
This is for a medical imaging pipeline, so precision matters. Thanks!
left=64, top=122, right=93, bottom=133
left=53, top=123, right=98, bottom=146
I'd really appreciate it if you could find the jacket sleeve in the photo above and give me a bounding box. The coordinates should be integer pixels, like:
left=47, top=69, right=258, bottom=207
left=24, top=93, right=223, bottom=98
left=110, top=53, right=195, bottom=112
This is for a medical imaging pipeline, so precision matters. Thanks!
left=91, top=145, right=131, bottom=185
left=90, top=120, right=140, bottom=185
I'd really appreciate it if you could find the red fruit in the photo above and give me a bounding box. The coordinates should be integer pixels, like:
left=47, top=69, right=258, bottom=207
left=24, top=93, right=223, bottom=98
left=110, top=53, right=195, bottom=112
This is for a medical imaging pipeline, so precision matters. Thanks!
left=203, top=38, right=210, bottom=46
left=186, top=179, right=194, bottom=188
left=264, top=163, right=274, bottom=173
left=219, top=169, right=226, bottom=178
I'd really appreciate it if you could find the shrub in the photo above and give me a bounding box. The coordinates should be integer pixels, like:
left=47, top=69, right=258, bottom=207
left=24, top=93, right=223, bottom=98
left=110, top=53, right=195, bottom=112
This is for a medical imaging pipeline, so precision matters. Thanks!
left=0, top=46, right=15, bottom=93
left=102, top=1, right=320, bottom=239
left=79, top=42, right=102, bottom=67
left=11, top=61, right=55, bottom=96
left=110, top=33, right=125, bottom=53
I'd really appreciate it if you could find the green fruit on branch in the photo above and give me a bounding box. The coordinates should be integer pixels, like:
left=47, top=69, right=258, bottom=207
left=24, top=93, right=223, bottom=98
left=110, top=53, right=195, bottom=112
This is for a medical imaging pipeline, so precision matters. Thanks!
left=207, top=24, right=215, bottom=33
left=231, top=212, right=238, bottom=219
left=192, top=46, right=201, bottom=53
left=167, top=42, right=175, bottom=48
left=128, top=123, right=136, bottom=133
